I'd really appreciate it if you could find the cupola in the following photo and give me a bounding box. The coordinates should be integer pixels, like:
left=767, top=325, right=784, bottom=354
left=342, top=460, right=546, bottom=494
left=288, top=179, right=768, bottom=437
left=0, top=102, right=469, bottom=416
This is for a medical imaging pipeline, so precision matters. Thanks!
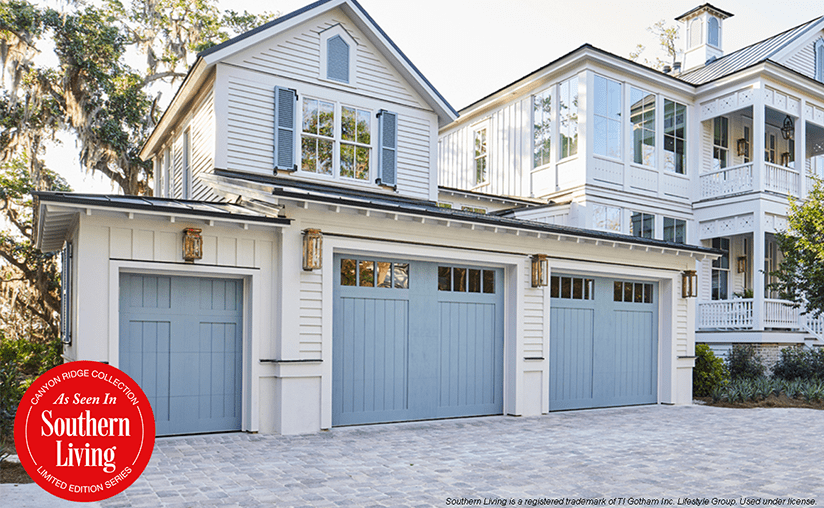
left=676, top=3, right=733, bottom=71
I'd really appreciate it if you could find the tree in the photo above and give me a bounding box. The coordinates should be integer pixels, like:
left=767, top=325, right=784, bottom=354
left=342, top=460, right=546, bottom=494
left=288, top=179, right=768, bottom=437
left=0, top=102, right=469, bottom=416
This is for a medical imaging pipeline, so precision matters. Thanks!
left=770, top=178, right=824, bottom=318
left=629, top=20, right=679, bottom=71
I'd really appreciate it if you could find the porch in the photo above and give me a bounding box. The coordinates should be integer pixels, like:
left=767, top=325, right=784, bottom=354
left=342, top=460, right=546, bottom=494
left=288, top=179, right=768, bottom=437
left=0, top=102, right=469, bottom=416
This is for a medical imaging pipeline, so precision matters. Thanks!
left=698, top=298, right=824, bottom=341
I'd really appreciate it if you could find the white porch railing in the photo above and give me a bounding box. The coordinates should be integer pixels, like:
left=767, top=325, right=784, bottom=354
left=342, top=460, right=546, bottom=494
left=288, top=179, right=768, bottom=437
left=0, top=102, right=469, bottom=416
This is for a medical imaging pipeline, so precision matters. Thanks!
left=765, top=162, right=800, bottom=197
left=698, top=299, right=754, bottom=329
left=802, top=313, right=824, bottom=342
left=700, top=163, right=753, bottom=199
left=762, top=299, right=800, bottom=328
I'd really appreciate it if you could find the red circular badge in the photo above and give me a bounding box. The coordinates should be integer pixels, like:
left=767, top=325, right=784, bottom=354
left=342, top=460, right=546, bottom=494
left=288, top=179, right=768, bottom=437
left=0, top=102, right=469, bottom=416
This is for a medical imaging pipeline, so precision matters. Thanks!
left=14, top=361, right=155, bottom=502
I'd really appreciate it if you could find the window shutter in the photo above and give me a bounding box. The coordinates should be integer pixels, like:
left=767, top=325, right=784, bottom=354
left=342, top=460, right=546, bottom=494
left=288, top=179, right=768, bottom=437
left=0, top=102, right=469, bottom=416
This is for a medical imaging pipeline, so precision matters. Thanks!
left=61, top=242, right=72, bottom=345
left=274, top=86, right=297, bottom=171
left=327, top=35, right=350, bottom=83
left=816, top=40, right=824, bottom=82
left=377, top=110, right=398, bottom=188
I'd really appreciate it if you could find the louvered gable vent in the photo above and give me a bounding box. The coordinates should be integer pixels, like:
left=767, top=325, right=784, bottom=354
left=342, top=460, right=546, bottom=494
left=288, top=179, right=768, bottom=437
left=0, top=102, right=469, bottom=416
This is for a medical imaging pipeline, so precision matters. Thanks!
left=274, top=86, right=297, bottom=171
left=377, top=110, right=398, bottom=188
left=327, top=35, right=350, bottom=83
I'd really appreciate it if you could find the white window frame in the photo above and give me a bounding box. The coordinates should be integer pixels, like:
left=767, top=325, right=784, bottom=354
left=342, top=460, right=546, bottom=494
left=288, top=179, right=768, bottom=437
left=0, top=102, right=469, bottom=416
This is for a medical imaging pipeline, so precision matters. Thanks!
left=630, top=86, right=656, bottom=167
left=473, top=122, right=489, bottom=187
left=593, top=75, right=622, bottom=160
left=707, top=17, right=720, bottom=48
left=663, top=217, right=686, bottom=244
left=711, top=237, right=730, bottom=300
left=630, top=211, right=655, bottom=239
left=663, top=98, right=687, bottom=174
left=532, top=87, right=553, bottom=168
left=593, top=204, right=621, bottom=232
left=182, top=128, right=191, bottom=199
left=163, top=146, right=172, bottom=198
left=298, top=96, right=374, bottom=184
left=712, top=116, right=729, bottom=171
left=558, top=76, right=579, bottom=160
left=319, top=24, right=357, bottom=86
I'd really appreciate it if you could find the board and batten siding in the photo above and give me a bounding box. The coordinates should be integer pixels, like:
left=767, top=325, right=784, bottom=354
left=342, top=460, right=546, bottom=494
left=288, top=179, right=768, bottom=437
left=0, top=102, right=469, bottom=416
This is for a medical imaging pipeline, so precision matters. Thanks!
left=780, top=33, right=824, bottom=80
left=439, top=97, right=532, bottom=199
left=224, top=8, right=426, bottom=110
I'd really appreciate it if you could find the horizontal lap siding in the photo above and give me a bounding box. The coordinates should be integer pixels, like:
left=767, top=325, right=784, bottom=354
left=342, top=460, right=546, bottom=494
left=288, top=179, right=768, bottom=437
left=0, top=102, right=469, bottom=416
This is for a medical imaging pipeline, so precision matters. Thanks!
left=397, top=115, right=431, bottom=200
left=227, top=77, right=275, bottom=172
left=781, top=35, right=821, bottom=79
left=300, top=270, right=323, bottom=358
left=523, top=259, right=545, bottom=358
left=191, top=90, right=217, bottom=201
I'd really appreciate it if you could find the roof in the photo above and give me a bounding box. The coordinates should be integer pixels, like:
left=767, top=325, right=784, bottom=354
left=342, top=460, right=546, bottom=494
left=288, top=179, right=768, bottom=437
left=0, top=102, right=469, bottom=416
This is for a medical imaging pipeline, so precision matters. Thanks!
left=679, top=16, right=824, bottom=85
left=33, top=192, right=291, bottom=252
left=204, top=170, right=720, bottom=257
left=675, top=3, right=734, bottom=22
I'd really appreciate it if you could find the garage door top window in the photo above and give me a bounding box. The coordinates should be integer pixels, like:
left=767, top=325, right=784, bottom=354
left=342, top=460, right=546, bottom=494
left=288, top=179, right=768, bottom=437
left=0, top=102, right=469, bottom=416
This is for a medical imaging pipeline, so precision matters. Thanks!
left=438, top=266, right=495, bottom=293
left=340, top=258, right=409, bottom=289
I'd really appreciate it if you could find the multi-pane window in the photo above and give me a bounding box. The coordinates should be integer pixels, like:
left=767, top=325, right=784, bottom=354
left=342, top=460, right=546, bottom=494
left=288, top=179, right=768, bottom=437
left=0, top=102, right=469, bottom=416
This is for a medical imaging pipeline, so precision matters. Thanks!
left=711, top=237, right=730, bottom=300
left=630, top=212, right=654, bottom=239
left=630, top=87, right=656, bottom=166
left=438, top=266, right=495, bottom=293
left=340, top=258, right=409, bottom=289
left=594, top=75, right=622, bottom=159
left=474, top=127, right=488, bottom=185
left=593, top=204, right=621, bottom=232
left=664, top=99, right=686, bottom=174
left=302, top=98, right=335, bottom=175
left=764, top=133, right=776, bottom=164
left=712, top=116, right=728, bottom=171
left=663, top=217, right=686, bottom=243
left=559, top=76, right=578, bottom=159
left=532, top=89, right=552, bottom=167
left=613, top=281, right=653, bottom=303
left=550, top=276, right=594, bottom=300
left=340, top=106, right=371, bottom=180
left=742, top=125, right=751, bottom=163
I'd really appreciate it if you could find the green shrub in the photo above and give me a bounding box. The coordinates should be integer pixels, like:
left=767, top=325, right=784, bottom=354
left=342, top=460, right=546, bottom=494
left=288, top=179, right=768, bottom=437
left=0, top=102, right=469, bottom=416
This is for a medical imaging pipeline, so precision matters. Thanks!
left=772, top=347, right=824, bottom=381
left=726, top=344, right=766, bottom=380
left=693, top=344, right=728, bottom=396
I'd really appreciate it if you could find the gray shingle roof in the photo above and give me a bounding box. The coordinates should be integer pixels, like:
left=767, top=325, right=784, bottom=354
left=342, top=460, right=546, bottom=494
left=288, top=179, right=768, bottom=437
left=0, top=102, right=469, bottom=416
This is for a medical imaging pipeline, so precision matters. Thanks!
left=679, top=16, right=824, bottom=84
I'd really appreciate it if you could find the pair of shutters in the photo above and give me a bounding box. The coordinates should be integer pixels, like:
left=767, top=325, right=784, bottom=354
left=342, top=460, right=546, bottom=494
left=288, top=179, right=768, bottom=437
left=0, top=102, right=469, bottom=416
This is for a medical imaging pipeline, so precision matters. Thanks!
left=273, top=86, right=398, bottom=188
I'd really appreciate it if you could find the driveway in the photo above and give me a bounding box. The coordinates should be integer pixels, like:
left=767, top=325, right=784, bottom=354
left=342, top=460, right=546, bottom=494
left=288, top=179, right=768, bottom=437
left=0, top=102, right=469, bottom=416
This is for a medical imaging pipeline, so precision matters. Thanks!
left=5, top=404, right=823, bottom=507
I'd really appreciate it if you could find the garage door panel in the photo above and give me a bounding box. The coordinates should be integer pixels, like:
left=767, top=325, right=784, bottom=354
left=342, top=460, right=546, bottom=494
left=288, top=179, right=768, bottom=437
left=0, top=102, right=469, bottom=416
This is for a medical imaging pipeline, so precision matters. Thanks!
left=611, top=309, right=656, bottom=403
left=550, top=307, right=594, bottom=410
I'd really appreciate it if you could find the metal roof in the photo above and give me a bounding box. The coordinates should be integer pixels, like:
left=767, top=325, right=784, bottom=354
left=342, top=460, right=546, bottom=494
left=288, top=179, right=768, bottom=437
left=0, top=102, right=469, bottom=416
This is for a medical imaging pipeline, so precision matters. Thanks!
left=679, top=16, right=824, bottom=85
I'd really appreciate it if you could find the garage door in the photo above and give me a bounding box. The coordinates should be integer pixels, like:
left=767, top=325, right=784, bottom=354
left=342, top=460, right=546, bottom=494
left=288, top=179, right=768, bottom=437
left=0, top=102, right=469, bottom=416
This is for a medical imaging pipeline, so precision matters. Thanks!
left=119, top=274, right=243, bottom=436
left=549, top=275, right=657, bottom=411
left=333, top=256, right=503, bottom=426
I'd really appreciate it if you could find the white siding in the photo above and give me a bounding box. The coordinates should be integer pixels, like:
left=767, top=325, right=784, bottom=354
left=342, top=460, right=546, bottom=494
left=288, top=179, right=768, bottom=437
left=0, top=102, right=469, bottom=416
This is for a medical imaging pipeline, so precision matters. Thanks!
left=299, top=270, right=323, bottom=358
left=396, top=114, right=432, bottom=199
left=523, top=259, right=546, bottom=358
left=780, top=33, right=823, bottom=79
left=226, top=76, right=275, bottom=173
left=191, top=90, right=217, bottom=201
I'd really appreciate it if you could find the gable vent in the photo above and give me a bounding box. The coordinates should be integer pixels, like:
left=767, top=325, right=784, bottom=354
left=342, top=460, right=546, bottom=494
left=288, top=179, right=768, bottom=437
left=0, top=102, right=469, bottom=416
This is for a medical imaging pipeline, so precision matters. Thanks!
left=327, top=35, right=350, bottom=83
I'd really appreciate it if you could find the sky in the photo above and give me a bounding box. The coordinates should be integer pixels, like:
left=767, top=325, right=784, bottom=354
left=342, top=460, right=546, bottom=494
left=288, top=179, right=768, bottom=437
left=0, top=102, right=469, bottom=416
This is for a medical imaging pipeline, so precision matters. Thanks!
left=51, top=0, right=824, bottom=193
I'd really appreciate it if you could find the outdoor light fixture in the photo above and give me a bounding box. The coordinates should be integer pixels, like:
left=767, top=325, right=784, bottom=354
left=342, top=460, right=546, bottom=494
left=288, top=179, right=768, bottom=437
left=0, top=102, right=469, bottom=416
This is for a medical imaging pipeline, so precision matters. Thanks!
left=182, top=228, right=203, bottom=262
left=780, top=152, right=792, bottom=167
left=736, top=138, right=749, bottom=157
left=737, top=256, right=747, bottom=273
left=681, top=270, right=698, bottom=298
left=531, top=254, right=548, bottom=288
left=781, top=115, right=794, bottom=140
left=302, top=229, right=323, bottom=271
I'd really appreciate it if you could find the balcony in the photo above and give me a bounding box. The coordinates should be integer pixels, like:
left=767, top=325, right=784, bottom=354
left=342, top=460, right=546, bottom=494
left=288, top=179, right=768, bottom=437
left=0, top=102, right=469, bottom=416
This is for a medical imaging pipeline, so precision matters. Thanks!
left=699, top=298, right=824, bottom=342
left=764, top=162, right=800, bottom=197
left=699, top=163, right=753, bottom=199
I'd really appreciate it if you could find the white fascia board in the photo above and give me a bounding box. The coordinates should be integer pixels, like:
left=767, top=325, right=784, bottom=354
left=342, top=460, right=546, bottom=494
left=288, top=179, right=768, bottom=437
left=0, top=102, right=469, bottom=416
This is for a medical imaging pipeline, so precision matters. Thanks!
left=764, top=16, right=824, bottom=63
left=761, top=64, right=824, bottom=102
left=139, top=59, right=209, bottom=160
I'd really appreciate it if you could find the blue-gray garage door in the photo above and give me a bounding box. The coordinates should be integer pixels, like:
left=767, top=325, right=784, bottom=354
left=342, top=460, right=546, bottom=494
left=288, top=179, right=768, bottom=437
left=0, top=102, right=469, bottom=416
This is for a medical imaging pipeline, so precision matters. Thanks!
left=119, top=274, right=243, bottom=436
left=549, top=275, right=658, bottom=411
left=333, top=256, right=503, bottom=426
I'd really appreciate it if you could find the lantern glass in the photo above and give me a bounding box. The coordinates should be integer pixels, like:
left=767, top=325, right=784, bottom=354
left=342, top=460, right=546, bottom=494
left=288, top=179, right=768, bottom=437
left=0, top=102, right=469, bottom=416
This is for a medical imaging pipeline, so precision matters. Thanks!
left=531, top=255, right=548, bottom=288
left=302, top=229, right=323, bottom=271
left=182, top=228, right=203, bottom=262
left=681, top=270, right=698, bottom=298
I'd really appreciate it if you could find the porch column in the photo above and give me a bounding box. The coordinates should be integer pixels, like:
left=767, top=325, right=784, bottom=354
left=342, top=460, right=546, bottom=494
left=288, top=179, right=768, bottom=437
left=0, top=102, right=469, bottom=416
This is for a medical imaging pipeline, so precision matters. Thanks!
left=752, top=91, right=765, bottom=194
left=798, top=100, right=807, bottom=199
left=752, top=225, right=765, bottom=331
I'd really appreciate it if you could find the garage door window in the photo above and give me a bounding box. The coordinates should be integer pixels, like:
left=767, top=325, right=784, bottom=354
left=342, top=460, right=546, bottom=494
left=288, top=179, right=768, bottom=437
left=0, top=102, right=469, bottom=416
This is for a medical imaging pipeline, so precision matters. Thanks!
left=550, top=276, right=594, bottom=300
left=613, top=281, right=653, bottom=303
left=438, top=266, right=495, bottom=293
left=340, top=258, right=409, bottom=289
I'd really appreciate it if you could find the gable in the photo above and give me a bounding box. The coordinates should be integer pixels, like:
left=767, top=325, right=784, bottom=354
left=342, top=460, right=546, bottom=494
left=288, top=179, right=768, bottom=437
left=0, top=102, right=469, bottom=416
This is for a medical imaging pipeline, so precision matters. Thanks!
left=222, top=7, right=430, bottom=111
left=775, top=28, right=824, bottom=81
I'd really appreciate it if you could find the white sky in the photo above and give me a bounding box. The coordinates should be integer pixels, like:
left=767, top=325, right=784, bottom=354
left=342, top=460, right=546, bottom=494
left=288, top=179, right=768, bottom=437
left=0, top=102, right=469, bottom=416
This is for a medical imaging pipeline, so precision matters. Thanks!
left=51, top=0, right=823, bottom=193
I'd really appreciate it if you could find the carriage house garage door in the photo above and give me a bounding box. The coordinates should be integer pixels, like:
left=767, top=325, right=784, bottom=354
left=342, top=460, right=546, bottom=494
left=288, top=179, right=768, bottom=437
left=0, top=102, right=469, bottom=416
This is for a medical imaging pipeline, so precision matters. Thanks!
left=549, top=275, right=658, bottom=411
left=119, top=274, right=243, bottom=436
left=333, top=256, right=504, bottom=426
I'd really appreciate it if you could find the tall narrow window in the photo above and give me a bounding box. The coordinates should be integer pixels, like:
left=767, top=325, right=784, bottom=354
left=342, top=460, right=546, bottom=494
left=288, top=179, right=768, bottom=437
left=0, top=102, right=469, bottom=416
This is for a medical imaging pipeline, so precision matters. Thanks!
left=743, top=125, right=751, bottom=163
left=532, top=89, right=552, bottom=167
left=594, top=75, right=622, bottom=159
left=664, top=99, right=686, bottom=174
left=340, top=106, right=371, bottom=180
left=630, top=87, right=655, bottom=166
left=474, top=127, right=488, bottom=185
left=163, top=147, right=171, bottom=197
left=301, top=98, right=335, bottom=175
left=559, top=76, right=578, bottom=159
left=711, top=237, right=730, bottom=300
left=707, top=17, right=720, bottom=47
left=182, top=129, right=191, bottom=199
left=764, top=132, right=776, bottom=164
left=663, top=217, right=686, bottom=243
left=712, top=117, right=728, bottom=170
left=816, top=39, right=824, bottom=83
left=630, top=212, right=655, bottom=239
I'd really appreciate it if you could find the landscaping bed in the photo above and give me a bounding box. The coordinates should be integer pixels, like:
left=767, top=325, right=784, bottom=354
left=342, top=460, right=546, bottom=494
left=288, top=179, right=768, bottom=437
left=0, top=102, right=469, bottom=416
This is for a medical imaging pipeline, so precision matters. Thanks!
left=697, top=393, right=824, bottom=410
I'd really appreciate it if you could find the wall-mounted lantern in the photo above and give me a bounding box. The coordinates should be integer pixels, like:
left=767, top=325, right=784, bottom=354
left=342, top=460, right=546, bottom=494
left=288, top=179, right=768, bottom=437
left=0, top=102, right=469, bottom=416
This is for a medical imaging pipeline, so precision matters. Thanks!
left=781, top=115, right=794, bottom=140
left=780, top=152, right=792, bottom=167
left=736, top=138, right=749, bottom=158
left=681, top=270, right=698, bottom=298
left=302, top=229, right=323, bottom=271
left=737, top=256, right=747, bottom=273
left=531, top=254, right=548, bottom=288
left=182, top=228, right=203, bottom=262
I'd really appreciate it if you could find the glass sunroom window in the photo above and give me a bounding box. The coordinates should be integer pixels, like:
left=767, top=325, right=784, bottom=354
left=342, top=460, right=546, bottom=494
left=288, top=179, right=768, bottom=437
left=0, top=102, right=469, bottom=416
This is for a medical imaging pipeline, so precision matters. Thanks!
left=559, top=76, right=578, bottom=159
left=594, top=75, right=622, bottom=159
left=533, top=89, right=552, bottom=167
left=630, top=87, right=655, bottom=167
left=664, top=99, right=686, bottom=174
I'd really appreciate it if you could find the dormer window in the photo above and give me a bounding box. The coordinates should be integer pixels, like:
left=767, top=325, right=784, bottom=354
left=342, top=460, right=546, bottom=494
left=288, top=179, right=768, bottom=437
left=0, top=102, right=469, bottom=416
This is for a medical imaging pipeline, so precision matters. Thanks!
left=320, top=24, right=357, bottom=85
left=707, top=17, right=720, bottom=48
left=816, top=39, right=824, bottom=83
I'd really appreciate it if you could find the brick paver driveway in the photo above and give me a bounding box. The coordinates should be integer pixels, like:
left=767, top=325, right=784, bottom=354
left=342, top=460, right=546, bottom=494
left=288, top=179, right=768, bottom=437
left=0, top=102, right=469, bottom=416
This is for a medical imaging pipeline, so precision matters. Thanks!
left=99, top=405, right=822, bottom=507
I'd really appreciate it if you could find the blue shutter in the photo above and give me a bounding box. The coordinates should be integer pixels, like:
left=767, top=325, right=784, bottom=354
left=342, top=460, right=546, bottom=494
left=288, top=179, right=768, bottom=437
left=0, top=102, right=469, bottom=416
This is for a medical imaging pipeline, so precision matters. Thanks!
left=274, top=86, right=297, bottom=171
left=377, top=110, right=398, bottom=188
left=327, top=35, right=350, bottom=83
left=61, top=242, right=72, bottom=345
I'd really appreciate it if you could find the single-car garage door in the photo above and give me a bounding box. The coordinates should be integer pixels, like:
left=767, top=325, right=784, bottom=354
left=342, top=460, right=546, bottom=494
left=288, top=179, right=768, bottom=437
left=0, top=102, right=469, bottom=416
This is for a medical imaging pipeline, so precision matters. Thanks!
left=333, top=256, right=503, bottom=426
left=119, top=274, right=243, bottom=436
left=549, top=275, right=658, bottom=411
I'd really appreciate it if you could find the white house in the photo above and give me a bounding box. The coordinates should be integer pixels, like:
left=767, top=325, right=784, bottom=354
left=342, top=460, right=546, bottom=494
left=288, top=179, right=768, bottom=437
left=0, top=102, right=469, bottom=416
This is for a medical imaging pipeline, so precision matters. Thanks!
left=35, top=0, right=722, bottom=436
left=438, top=4, right=824, bottom=364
